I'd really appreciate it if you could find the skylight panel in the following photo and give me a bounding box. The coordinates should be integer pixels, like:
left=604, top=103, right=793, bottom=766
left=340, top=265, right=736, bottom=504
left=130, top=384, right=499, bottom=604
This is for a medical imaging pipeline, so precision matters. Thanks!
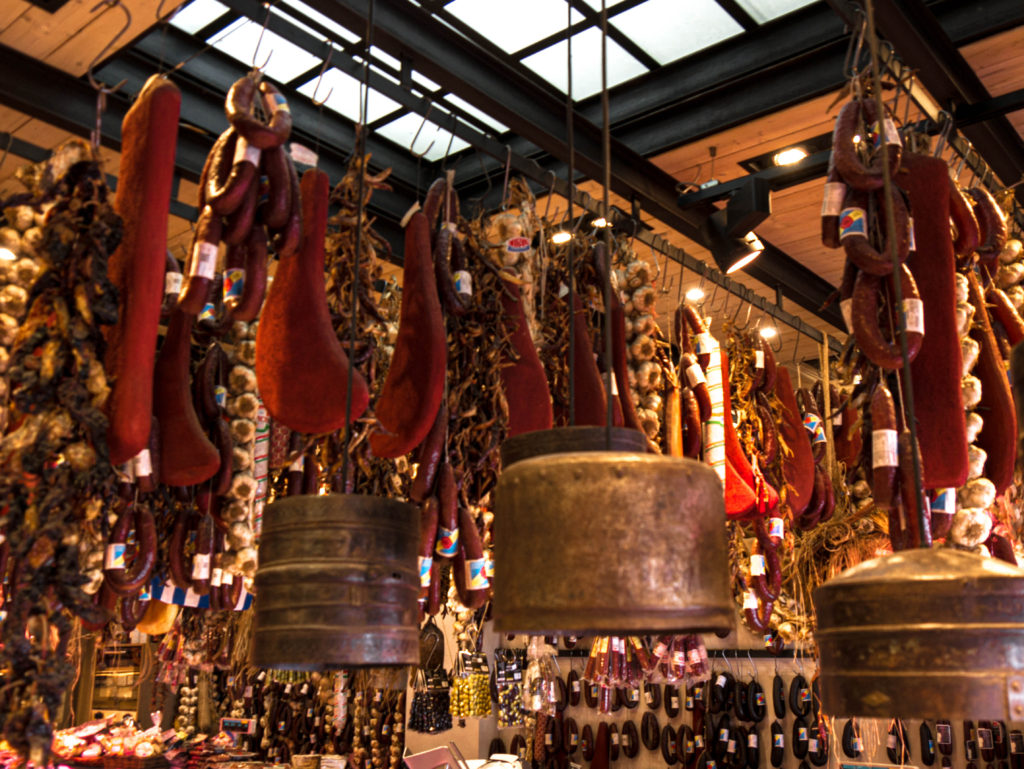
left=296, top=68, right=401, bottom=123
left=446, top=0, right=583, bottom=54
left=169, top=0, right=228, bottom=34
left=280, top=0, right=360, bottom=42
left=375, top=113, right=471, bottom=162
left=578, top=0, right=629, bottom=10
left=521, top=26, right=647, bottom=98
left=611, top=0, right=743, bottom=65
left=444, top=94, right=508, bottom=133
left=412, top=70, right=441, bottom=92
left=734, top=0, right=817, bottom=23
left=209, top=19, right=322, bottom=82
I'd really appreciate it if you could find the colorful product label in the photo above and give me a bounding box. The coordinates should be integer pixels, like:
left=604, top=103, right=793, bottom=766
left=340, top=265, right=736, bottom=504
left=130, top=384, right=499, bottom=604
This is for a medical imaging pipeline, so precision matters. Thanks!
left=839, top=206, right=867, bottom=240
left=466, top=557, right=489, bottom=590
left=435, top=527, right=459, bottom=557
left=803, top=413, right=827, bottom=444
left=418, top=556, right=432, bottom=588
left=223, top=267, right=245, bottom=301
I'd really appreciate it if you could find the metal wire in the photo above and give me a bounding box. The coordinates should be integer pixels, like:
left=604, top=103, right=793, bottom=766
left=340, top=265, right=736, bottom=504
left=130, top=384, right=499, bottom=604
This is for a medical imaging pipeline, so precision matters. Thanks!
left=340, top=0, right=375, bottom=489
left=864, top=0, right=928, bottom=545
left=601, top=0, right=613, bottom=446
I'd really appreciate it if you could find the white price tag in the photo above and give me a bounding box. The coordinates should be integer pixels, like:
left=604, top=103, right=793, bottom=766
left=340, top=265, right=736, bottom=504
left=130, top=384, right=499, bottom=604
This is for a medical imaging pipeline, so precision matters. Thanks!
left=809, top=739, right=818, bottom=752
left=743, top=591, right=758, bottom=609
left=821, top=181, right=847, bottom=217
left=872, top=428, right=898, bottom=468
left=686, top=363, right=706, bottom=388
left=132, top=448, right=153, bottom=478
left=192, top=552, right=211, bottom=580
left=769, top=517, right=785, bottom=539
left=748, top=734, right=758, bottom=748
left=887, top=734, right=898, bottom=749
left=727, top=740, right=736, bottom=754
left=750, top=554, right=766, bottom=576
left=191, top=241, right=217, bottom=280
left=754, top=349, right=765, bottom=369
left=164, top=270, right=183, bottom=297
left=840, top=297, right=853, bottom=332
left=903, top=297, right=925, bottom=335
left=211, top=567, right=223, bottom=587
left=233, top=136, right=261, bottom=166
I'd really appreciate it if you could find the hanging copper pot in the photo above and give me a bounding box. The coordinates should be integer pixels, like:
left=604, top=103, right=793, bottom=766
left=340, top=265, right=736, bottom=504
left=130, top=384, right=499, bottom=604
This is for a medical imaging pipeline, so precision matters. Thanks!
left=493, top=442, right=732, bottom=635
left=814, top=547, right=1024, bottom=719
left=253, top=493, right=419, bottom=669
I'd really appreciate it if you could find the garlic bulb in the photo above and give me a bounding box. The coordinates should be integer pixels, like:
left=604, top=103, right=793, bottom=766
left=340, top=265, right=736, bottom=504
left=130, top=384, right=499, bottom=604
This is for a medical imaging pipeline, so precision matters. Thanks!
left=948, top=507, right=992, bottom=547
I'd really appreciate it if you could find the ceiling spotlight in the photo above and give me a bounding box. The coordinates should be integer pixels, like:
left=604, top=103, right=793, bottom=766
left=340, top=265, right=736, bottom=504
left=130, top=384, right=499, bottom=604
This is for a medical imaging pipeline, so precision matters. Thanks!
left=718, top=232, right=764, bottom=274
left=0, top=248, right=15, bottom=262
left=551, top=231, right=572, bottom=245
left=759, top=325, right=777, bottom=340
left=853, top=134, right=862, bottom=145
left=685, top=287, right=705, bottom=303
left=772, top=147, right=808, bottom=166
left=591, top=216, right=609, bottom=228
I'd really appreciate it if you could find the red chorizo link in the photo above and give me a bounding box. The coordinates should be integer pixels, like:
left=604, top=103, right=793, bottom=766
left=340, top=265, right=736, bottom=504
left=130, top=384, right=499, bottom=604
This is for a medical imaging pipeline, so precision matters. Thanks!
left=409, top=403, right=447, bottom=503
left=949, top=178, right=980, bottom=261
left=270, top=157, right=302, bottom=259
left=191, top=510, right=215, bottom=597
left=820, top=164, right=846, bottom=249
left=851, top=264, right=923, bottom=370
left=832, top=98, right=902, bottom=191
left=178, top=206, right=221, bottom=315
left=260, top=145, right=292, bottom=230
left=222, top=175, right=258, bottom=246
left=986, top=286, right=1024, bottom=346
left=870, top=382, right=899, bottom=512
left=839, top=187, right=910, bottom=276
left=681, top=387, right=702, bottom=458
left=965, top=186, right=1007, bottom=264
left=454, top=505, right=488, bottom=609
left=103, top=504, right=157, bottom=597
left=230, top=224, right=269, bottom=322
left=207, top=130, right=259, bottom=217
left=418, top=496, right=439, bottom=601
left=680, top=352, right=711, bottom=422
left=225, top=76, right=291, bottom=150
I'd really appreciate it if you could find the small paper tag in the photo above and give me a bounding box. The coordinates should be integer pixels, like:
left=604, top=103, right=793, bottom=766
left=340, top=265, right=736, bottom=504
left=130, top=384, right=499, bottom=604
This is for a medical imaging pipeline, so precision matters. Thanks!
left=400, top=202, right=421, bottom=228
left=165, top=270, right=183, bottom=297
left=558, top=282, right=569, bottom=298
left=748, top=734, right=758, bottom=748
left=644, top=690, right=653, bottom=705
left=800, top=688, right=811, bottom=703
left=686, top=362, right=706, bottom=389
left=755, top=349, right=765, bottom=369
left=809, top=739, right=818, bottom=752
left=104, top=542, right=126, bottom=570
left=774, top=734, right=784, bottom=748
left=222, top=571, right=233, bottom=585
left=695, top=735, right=705, bottom=748
left=214, top=385, right=227, bottom=409
left=727, top=740, right=736, bottom=754
left=719, top=728, right=730, bottom=743
left=884, top=117, right=902, bottom=147
left=798, top=727, right=808, bottom=741
left=854, top=737, right=864, bottom=751
left=716, top=675, right=726, bottom=687
left=191, top=241, right=218, bottom=280
left=887, top=734, right=898, bottom=749
left=132, top=448, right=153, bottom=478
left=435, top=526, right=459, bottom=557
left=671, top=696, right=679, bottom=709
left=506, top=236, right=531, bottom=254
left=695, top=332, right=716, bottom=354
left=454, top=270, right=473, bottom=297
left=211, top=567, right=223, bottom=587
left=872, top=428, right=898, bottom=468
left=289, top=142, right=319, bottom=167
left=840, top=297, right=853, bottom=332
left=573, top=680, right=581, bottom=694
left=686, top=696, right=694, bottom=709
left=743, top=591, right=758, bottom=609
left=418, top=556, right=432, bottom=588
left=821, top=181, right=847, bottom=217
left=233, top=136, right=261, bottom=166
left=465, top=557, right=489, bottom=590
left=192, top=552, right=211, bottom=580
left=223, top=267, right=245, bottom=301
left=611, top=733, right=620, bottom=746
left=839, top=207, right=867, bottom=240
left=750, top=554, right=766, bottom=576
left=908, top=216, right=917, bottom=252
left=770, top=517, right=785, bottom=539
left=903, top=297, right=924, bottom=335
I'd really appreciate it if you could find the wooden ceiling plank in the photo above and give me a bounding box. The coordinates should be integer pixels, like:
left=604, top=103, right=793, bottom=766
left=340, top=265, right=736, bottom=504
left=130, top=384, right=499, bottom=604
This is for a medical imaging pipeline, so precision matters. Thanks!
left=0, top=2, right=31, bottom=33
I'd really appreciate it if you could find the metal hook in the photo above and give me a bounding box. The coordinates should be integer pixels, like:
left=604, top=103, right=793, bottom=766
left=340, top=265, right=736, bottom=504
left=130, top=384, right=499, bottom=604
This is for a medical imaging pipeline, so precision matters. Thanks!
left=933, top=109, right=953, bottom=158
left=768, top=324, right=783, bottom=353
left=722, top=650, right=734, bottom=677
left=251, top=1, right=275, bottom=73
left=409, top=103, right=437, bottom=159
left=542, top=169, right=558, bottom=221
left=747, top=650, right=757, bottom=679
left=500, top=144, right=513, bottom=209
left=732, top=289, right=750, bottom=328
left=310, top=44, right=335, bottom=107
left=86, top=0, right=131, bottom=94
left=954, top=142, right=975, bottom=183
left=843, top=9, right=868, bottom=79
left=790, top=324, right=801, bottom=366
left=440, top=114, right=458, bottom=170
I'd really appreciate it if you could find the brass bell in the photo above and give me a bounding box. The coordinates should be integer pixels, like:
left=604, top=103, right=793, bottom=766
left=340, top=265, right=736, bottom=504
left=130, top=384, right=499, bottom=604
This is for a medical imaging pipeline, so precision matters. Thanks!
left=814, top=547, right=1024, bottom=719
left=253, top=493, right=420, bottom=669
left=494, top=427, right=733, bottom=635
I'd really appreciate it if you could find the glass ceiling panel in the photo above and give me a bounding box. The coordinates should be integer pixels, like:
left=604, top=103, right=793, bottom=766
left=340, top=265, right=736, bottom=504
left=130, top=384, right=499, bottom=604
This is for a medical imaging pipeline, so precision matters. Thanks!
left=444, top=94, right=508, bottom=133
left=734, top=0, right=817, bottom=23
left=445, top=0, right=583, bottom=54
left=412, top=70, right=441, bottom=91
left=612, top=0, right=743, bottom=65
left=280, top=0, right=360, bottom=43
left=296, top=68, right=401, bottom=123
left=521, top=26, right=646, bottom=99
left=375, top=113, right=471, bottom=162
left=209, top=18, right=322, bottom=82
left=579, top=0, right=629, bottom=10
left=169, top=0, right=228, bottom=35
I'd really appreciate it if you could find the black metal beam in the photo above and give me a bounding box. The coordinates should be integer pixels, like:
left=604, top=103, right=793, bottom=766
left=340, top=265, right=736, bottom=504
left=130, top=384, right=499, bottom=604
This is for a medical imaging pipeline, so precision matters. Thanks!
left=309, top=0, right=713, bottom=242
left=954, top=87, right=1024, bottom=129
left=853, top=0, right=1024, bottom=207
left=677, top=150, right=832, bottom=207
